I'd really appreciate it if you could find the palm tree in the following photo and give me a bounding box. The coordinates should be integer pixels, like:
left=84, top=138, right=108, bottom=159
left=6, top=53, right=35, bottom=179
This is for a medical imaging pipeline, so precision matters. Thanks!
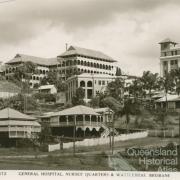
left=128, top=78, right=144, bottom=101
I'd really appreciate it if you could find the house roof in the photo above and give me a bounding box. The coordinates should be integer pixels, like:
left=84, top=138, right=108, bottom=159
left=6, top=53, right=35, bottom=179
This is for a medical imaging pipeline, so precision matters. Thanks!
left=94, top=107, right=113, bottom=113
left=6, top=54, right=59, bottom=66
left=155, top=94, right=180, bottom=102
left=38, top=85, right=56, bottom=90
left=41, top=105, right=100, bottom=117
left=59, top=46, right=117, bottom=62
left=0, top=120, right=40, bottom=127
left=0, top=108, right=36, bottom=120
left=0, top=81, right=21, bottom=93
left=159, top=38, right=177, bottom=44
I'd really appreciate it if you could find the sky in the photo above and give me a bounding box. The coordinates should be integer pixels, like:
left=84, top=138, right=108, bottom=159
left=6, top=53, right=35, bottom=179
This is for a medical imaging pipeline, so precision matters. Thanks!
left=0, top=0, right=180, bottom=76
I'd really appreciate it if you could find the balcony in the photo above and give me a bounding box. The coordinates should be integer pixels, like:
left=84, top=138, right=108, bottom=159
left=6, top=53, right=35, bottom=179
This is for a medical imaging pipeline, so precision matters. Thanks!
left=50, top=121, right=102, bottom=127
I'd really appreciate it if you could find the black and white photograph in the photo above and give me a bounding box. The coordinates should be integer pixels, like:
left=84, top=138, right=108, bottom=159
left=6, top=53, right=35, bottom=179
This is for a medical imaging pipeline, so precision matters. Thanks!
left=0, top=0, right=180, bottom=175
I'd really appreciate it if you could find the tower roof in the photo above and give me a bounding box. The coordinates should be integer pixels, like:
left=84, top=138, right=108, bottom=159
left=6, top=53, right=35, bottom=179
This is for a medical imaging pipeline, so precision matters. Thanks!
left=159, top=38, right=177, bottom=44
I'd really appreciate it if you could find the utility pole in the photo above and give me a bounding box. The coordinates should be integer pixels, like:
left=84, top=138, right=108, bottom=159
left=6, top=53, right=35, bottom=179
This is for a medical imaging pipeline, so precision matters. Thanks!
left=108, top=108, right=112, bottom=150
left=73, top=116, right=76, bottom=155
left=179, top=115, right=180, bottom=147
left=112, top=113, right=115, bottom=155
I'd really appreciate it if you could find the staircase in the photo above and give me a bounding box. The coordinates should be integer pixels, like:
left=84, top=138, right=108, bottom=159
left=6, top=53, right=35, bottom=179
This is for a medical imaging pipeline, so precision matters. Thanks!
left=101, top=123, right=119, bottom=138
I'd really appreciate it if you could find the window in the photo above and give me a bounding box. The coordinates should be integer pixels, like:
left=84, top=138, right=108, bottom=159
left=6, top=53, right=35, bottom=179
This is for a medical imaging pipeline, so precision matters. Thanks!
left=80, top=81, right=85, bottom=87
left=98, top=80, right=101, bottom=85
left=164, top=52, right=167, bottom=56
left=102, top=81, right=105, bottom=85
left=87, top=81, right=92, bottom=87
left=163, top=61, right=167, bottom=65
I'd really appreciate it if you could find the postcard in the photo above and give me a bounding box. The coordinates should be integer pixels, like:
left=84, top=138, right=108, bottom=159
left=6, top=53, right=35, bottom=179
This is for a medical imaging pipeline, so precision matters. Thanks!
left=0, top=0, right=179, bottom=179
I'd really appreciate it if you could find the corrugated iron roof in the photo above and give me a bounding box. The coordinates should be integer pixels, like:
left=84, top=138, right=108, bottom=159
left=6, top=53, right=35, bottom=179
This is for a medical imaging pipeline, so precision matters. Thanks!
left=38, top=85, right=56, bottom=90
left=0, top=108, right=36, bottom=120
left=6, top=54, right=59, bottom=66
left=59, top=46, right=117, bottom=62
left=41, top=105, right=100, bottom=117
left=155, top=94, right=180, bottom=102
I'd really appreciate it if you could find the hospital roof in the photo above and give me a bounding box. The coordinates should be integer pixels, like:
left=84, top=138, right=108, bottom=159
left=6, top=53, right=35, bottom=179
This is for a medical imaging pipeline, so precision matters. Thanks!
left=59, top=46, right=117, bottom=62
left=6, top=54, right=59, bottom=66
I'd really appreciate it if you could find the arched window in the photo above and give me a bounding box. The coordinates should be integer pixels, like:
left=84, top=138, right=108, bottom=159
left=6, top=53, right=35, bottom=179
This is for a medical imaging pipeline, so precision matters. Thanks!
left=81, top=60, right=83, bottom=65
left=80, top=81, right=85, bottom=87
left=74, top=60, right=77, bottom=65
left=87, top=81, right=92, bottom=87
left=100, top=64, right=102, bottom=69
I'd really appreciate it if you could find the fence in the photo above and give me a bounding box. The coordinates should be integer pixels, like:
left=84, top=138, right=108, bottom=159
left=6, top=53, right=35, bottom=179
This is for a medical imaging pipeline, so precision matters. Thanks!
left=48, top=130, right=148, bottom=152
left=148, top=129, right=178, bottom=138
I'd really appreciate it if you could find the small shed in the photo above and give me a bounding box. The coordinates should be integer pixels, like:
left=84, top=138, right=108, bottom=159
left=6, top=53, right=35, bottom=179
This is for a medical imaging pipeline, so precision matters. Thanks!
left=155, top=94, right=180, bottom=112
left=38, top=85, right=57, bottom=94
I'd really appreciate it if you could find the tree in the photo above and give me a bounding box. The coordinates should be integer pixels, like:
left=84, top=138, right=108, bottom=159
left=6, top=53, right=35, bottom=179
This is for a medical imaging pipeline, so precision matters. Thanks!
left=90, top=92, right=107, bottom=108
left=141, top=71, right=159, bottom=99
left=170, top=68, right=180, bottom=95
left=116, top=67, right=122, bottom=76
left=128, top=78, right=144, bottom=100
left=0, top=94, right=38, bottom=112
left=38, top=122, right=53, bottom=144
left=8, top=61, right=36, bottom=92
left=158, top=72, right=175, bottom=112
left=72, top=87, right=85, bottom=106
left=40, top=71, right=67, bottom=92
left=107, top=77, right=124, bottom=102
